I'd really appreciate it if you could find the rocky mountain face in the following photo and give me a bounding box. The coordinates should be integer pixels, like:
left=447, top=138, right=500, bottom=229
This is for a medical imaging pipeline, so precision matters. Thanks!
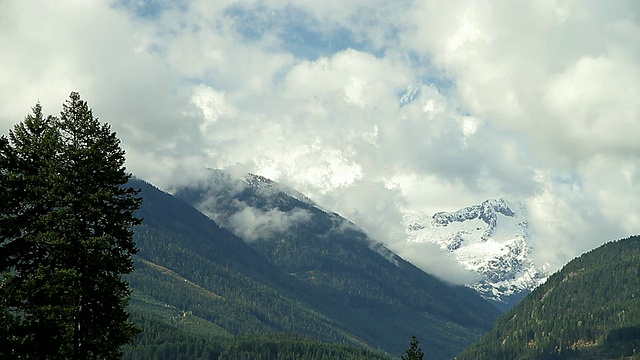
left=404, top=199, right=548, bottom=310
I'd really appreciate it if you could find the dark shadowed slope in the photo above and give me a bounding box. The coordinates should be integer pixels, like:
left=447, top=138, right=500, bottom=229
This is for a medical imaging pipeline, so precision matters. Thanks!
left=129, top=179, right=362, bottom=345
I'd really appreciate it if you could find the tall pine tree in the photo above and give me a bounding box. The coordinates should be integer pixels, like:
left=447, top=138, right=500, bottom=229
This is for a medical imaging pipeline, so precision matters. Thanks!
left=0, top=93, right=142, bottom=359
left=0, top=103, right=68, bottom=357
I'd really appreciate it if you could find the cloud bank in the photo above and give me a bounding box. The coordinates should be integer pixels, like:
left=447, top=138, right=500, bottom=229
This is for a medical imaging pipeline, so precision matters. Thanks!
left=1, top=0, right=638, bottom=280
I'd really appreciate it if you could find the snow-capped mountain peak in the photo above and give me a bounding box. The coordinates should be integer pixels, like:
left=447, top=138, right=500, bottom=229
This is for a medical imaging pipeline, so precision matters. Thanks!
left=433, top=198, right=513, bottom=223
left=242, top=173, right=317, bottom=206
left=405, top=199, right=547, bottom=309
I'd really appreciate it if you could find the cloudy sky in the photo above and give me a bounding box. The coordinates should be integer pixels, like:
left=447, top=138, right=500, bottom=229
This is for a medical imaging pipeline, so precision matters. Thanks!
left=1, top=0, right=639, bottom=280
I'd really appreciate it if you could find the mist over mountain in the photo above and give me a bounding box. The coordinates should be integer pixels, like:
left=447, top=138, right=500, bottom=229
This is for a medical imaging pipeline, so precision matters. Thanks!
left=173, top=169, right=548, bottom=310
left=172, top=170, right=501, bottom=358
left=403, top=198, right=549, bottom=310
left=127, top=178, right=395, bottom=358
left=4, top=4, right=639, bottom=332
left=3, top=1, right=639, bottom=358
left=128, top=177, right=500, bottom=359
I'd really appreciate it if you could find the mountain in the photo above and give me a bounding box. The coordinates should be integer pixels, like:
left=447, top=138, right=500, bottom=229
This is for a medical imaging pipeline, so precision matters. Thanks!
left=172, top=170, right=501, bottom=359
left=456, top=235, right=640, bottom=360
left=126, top=179, right=393, bottom=359
left=404, top=198, right=548, bottom=309
left=128, top=179, right=358, bottom=338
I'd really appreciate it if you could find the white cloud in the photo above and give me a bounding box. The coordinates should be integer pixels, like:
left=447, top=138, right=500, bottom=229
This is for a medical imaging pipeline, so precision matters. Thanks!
left=227, top=204, right=313, bottom=242
left=1, top=0, right=638, bottom=282
left=191, top=85, right=236, bottom=130
left=390, top=241, right=480, bottom=286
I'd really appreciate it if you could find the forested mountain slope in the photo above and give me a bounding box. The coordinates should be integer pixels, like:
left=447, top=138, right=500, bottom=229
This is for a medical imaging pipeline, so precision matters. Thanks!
left=174, top=171, right=501, bottom=358
left=122, top=178, right=501, bottom=359
left=456, top=235, right=640, bottom=360
left=127, top=179, right=364, bottom=349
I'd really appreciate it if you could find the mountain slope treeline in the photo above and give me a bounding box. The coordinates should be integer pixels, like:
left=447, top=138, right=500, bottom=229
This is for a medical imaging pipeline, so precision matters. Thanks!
left=456, top=235, right=640, bottom=360
left=127, top=179, right=360, bottom=340
left=175, top=171, right=501, bottom=358
left=125, top=177, right=500, bottom=359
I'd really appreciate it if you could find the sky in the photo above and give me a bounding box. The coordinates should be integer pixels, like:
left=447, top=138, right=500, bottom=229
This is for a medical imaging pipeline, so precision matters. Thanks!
left=1, top=0, right=639, bottom=282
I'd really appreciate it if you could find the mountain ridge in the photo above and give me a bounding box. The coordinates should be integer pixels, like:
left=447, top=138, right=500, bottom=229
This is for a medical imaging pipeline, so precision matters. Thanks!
left=404, top=198, right=548, bottom=309
left=173, top=170, right=501, bottom=358
left=128, top=179, right=379, bottom=352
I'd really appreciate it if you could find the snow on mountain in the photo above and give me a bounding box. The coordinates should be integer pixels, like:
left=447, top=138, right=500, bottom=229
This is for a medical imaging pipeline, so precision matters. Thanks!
left=242, top=173, right=317, bottom=206
left=194, top=171, right=544, bottom=309
left=405, top=199, right=548, bottom=308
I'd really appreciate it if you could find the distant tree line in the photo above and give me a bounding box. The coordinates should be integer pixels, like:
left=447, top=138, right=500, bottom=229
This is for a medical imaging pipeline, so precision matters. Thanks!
left=123, top=316, right=393, bottom=360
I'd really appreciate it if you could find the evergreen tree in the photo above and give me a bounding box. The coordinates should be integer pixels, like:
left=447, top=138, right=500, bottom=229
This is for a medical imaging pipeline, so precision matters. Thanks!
left=402, top=335, right=425, bottom=360
left=0, top=93, right=142, bottom=359
left=0, top=103, right=68, bottom=357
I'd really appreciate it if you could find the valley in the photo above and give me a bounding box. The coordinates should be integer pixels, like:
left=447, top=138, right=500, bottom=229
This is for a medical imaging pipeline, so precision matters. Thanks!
left=124, top=173, right=640, bottom=359
left=125, top=177, right=500, bottom=359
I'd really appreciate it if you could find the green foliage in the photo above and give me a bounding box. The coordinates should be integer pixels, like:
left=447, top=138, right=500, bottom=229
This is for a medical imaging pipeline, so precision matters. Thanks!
left=0, top=93, right=141, bottom=359
left=456, top=235, right=640, bottom=360
left=402, top=336, right=425, bottom=360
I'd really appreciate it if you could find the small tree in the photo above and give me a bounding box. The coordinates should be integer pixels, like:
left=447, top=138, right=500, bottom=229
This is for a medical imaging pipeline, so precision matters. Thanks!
left=0, top=93, right=142, bottom=359
left=402, top=335, right=425, bottom=360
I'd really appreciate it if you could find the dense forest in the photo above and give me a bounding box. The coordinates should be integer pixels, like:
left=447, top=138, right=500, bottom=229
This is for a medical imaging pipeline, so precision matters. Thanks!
left=456, top=235, right=640, bottom=359
left=123, top=177, right=498, bottom=359
left=123, top=316, right=392, bottom=360
left=119, top=179, right=397, bottom=359
left=127, top=180, right=360, bottom=342
left=175, top=172, right=500, bottom=357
